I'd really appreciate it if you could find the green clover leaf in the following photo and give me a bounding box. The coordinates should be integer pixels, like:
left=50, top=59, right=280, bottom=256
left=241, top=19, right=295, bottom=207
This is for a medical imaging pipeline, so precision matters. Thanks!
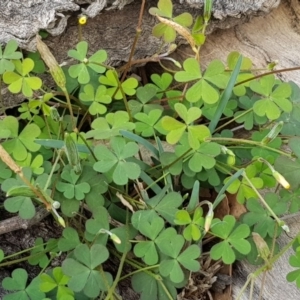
left=156, top=228, right=200, bottom=283
left=86, top=111, right=135, bottom=139
left=234, top=94, right=268, bottom=130
left=62, top=244, right=112, bottom=298
left=162, top=103, right=210, bottom=149
left=79, top=84, right=112, bottom=115
left=134, top=109, right=163, bottom=137
left=99, top=70, right=138, bottom=99
left=128, top=84, right=162, bottom=115
left=40, top=267, right=73, bottom=299
left=3, top=58, right=42, bottom=97
left=242, top=193, right=287, bottom=238
left=176, top=141, right=220, bottom=173
left=174, top=58, right=227, bottom=104
left=18, top=102, right=39, bottom=120
left=93, top=137, right=140, bottom=185
left=68, top=41, right=107, bottom=84
left=146, top=191, right=183, bottom=224
left=132, top=210, right=165, bottom=265
left=224, top=164, right=264, bottom=204
left=28, top=93, right=54, bottom=116
left=0, top=40, right=23, bottom=74
left=174, top=207, right=205, bottom=241
left=0, top=116, right=41, bottom=161
left=56, top=167, right=91, bottom=200
left=18, top=153, right=44, bottom=175
left=28, top=238, right=58, bottom=268
left=2, top=268, right=45, bottom=300
left=250, top=74, right=292, bottom=120
left=210, top=215, right=251, bottom=264
left=149, top=0, right=193, bottom=43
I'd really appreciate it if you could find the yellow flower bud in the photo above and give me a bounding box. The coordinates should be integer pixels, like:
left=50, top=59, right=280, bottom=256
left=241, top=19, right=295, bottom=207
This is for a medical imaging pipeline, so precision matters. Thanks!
left=78, top=15, right=87, bottom=25
left=272, top=171, right=290, bottom=189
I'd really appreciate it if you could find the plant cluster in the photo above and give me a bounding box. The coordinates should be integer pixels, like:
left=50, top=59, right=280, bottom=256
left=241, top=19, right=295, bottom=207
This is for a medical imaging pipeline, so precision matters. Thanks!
left=0, top=0, right=300, bottom=299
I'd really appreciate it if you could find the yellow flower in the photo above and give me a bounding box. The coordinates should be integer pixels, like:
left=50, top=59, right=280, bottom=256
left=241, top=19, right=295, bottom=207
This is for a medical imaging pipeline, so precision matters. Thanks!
left=78, top=15, right=87, bottom=25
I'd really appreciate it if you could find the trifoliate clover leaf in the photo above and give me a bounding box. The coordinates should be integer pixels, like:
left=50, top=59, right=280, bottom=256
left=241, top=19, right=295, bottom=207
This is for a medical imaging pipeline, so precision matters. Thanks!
left=2, top=268, right=45, bottom=300
left=162, top=103, right=210, bottom=149
left=128, top=84, right=162, bottom=115
left=86, top=111, right=135, bottom=139
left=79, top=84, right=112, bottom=115
left=68, top=41, right=107, bottom=84
left=147, top=191, right=183, bottom=224
left=234, top=94, right=268, bottom=130
left=174, top=58, right=227, bottom=104
left=149, top=0, right=193, bottom=43
left=28, top=238, right=58, bottom=268
left=40, top=267, right=73, bottom=299
left=0, top=40, right=23, bottom=74
left=93, top=137, right=140, bottom=185
left=174, top=207, right=205, bottom=241
left=242, top=194, right=287, bottom=238
left=151, top=73, right=173, bottom=93
left=210, top=215, right=251, bottom=264
left=56, top=166, right=91, bottom=200
left=156, top=228, right=200, bottom=283
left=28, top=92, right=54, bottom=116
left=250, top=74, right=292, bottom=120
left=99, top=70, right=138, bottom=100
left=18, top=102, right=39, bottom=120
left=3, top=58, right=42, bottom=97
left=62, top=244, right=112, bottom=298
left=134, top=109, right=163, bottom=137
left=224, top=164, right=264, bottom=204
left=176, top=141, right=220, bottom=173
left=0, top=115, right=41, bottom=161
left=132, top=210, right=165, bottom=265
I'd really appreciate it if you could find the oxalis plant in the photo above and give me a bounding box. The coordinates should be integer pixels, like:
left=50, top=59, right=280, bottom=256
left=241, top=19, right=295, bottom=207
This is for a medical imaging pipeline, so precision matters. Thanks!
left=0, top=0, right=300, bottom=299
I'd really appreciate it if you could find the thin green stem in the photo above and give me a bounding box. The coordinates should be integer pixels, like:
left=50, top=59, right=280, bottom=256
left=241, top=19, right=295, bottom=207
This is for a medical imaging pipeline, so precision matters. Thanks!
left=112, top=70, right=132, bottom=122
left=214, top=108, right=253, bottom=133
left=105, top=211, right=130, bottom=300
left=208, top=137, right=292, bottom=157
left=119, top=265, right=160, bottom=281
left=44, top=149, right=63, bottom=190
left=76, top=131, right=97, bottom=161
left=236, top=233, right=299, bottom=300
left=242, top=172, right=286, bottom=229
